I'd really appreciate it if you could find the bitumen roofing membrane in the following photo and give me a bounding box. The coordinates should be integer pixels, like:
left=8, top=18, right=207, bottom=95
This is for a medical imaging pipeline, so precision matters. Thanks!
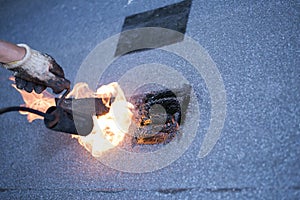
left=0, top=0, right=299, bottom=199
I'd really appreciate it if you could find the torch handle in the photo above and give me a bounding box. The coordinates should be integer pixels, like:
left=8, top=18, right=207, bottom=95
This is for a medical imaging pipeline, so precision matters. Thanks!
left=55, top=97, right=110, bottom=117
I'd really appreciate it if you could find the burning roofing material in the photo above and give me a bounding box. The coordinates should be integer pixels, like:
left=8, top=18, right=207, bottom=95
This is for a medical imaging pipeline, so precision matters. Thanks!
left=129, top=85, right=189, bottom=145
left=4, top=79, right=190, bottom=157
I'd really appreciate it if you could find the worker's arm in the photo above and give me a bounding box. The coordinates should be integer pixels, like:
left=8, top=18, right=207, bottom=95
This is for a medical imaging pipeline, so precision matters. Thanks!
left=0, top=40, right=70, bottom=94
left=0, top=40, right=26, bottom=63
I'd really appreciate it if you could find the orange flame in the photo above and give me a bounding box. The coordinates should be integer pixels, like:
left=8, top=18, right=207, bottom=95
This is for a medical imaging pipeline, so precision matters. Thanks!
left=11, top=78, right=133, bottom=157
left=71, top=82, right=133, bottom=157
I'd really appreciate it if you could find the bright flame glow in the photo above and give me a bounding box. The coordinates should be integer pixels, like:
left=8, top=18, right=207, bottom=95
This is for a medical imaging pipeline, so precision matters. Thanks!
left=71, top=82, right=133, bottom=157
left=11, top=78, right=133, bottom=157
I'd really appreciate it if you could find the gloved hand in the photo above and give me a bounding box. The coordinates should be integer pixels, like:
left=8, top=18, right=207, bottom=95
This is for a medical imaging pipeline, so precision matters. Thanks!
left=2, top=44, right=70, bottom=94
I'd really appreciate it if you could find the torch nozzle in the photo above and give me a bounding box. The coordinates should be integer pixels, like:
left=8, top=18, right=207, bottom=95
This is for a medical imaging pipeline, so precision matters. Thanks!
left=44, top=97, right=110, bottom=135
left=44, top=106, right=94, bottom=136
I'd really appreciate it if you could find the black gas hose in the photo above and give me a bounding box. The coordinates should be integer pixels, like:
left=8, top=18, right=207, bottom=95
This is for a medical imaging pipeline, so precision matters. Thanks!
left=0, top=106, right=54, bottom=120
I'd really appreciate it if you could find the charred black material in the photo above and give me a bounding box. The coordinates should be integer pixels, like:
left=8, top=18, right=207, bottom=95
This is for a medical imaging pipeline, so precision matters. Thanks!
left=44, top=106, right=93, bottom=136
left=130, top=85, right=190, bottom=145
left=144, top=90, right=181, bottom=124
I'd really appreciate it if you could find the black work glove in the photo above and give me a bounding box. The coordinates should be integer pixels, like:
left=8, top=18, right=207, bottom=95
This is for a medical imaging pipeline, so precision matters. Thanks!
left=2, top=44, right=70, bottom=94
